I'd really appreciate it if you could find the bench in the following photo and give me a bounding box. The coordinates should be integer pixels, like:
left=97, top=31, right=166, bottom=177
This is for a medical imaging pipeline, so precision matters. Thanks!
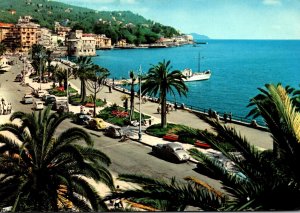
left=194, top=140, right=211, bottom=149
left=163, top=134, right=179, bottom=141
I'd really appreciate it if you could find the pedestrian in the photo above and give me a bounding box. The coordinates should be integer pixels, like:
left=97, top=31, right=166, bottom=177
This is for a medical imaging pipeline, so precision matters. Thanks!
left=174, top=102, right=177, bottom=111
left=109, top=86, right=112, bottom=93
left=157, top=105, right=161, bottom=114
left=149, top=119, right=152, bottom=126
left=114, top=185, right=124, bottom=209
left=229, top=112, right=232, bottom=122
left=223, top=113, right=228, bottom=123
left=166, top=104, right=169, bottom=114
left=208, top=108, right=212, bottom=117
left=80, top=105, right=84, bottom=114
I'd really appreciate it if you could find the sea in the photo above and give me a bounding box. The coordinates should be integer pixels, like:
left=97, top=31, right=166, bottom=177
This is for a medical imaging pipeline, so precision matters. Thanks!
left=91, top=40, right=300, bottom=124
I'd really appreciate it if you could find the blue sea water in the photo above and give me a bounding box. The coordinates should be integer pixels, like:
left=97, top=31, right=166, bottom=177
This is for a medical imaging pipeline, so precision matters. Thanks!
left=92, top=40, right=300, bottom=121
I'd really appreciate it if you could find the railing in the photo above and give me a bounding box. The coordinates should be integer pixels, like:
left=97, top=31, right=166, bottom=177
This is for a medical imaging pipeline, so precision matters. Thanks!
left=166, top=100, right=266, bottom=128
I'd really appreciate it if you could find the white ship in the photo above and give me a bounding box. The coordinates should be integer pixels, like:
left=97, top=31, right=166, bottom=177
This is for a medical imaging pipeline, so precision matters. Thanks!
left=182, top=68, right=211, bottom=81
left=182, top=52, right=212, bottom=82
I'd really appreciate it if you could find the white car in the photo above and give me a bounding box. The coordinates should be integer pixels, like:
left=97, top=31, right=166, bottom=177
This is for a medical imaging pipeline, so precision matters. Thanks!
left=33, top=101, right=44, bottom=110
left=37, top=90, right=48, bottom=98
left=22, top=94, right=33, bottom=104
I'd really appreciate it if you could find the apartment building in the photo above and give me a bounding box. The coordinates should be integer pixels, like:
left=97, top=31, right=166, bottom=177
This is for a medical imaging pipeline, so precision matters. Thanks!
left=0, top=16, right=40, bottom=53
left=95, top=34, right=112, bottom=49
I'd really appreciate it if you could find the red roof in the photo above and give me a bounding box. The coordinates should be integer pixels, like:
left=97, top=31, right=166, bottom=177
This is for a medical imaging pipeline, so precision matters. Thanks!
left=82, top=33, right=95, bottom=37
left=0, top=22, right=14, bottom=28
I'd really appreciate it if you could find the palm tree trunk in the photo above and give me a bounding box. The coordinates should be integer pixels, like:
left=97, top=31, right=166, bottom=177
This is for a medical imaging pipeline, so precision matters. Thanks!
left=129, top=81, right=135, bottom=121
left=161, top=92, right=167, bottom=128
left=81, top=80, right=86, bottom=103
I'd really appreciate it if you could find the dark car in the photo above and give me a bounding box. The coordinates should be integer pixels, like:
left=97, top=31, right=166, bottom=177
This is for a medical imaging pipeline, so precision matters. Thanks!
left=72, top=113, right=92, bottom=125
left=104, top=126, right=124, bottom=138
left=152, top=143, right=190, bottom=162
left=44, top=96, right=56, bottom=106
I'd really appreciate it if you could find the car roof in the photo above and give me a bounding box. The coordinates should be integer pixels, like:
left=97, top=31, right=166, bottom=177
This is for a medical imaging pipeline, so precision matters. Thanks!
left=165, top=143, right=183, bottom=149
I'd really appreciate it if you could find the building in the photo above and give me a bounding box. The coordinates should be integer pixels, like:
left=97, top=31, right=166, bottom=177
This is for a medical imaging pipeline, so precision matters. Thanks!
left=0, top=22, right=14, bottom=43
left=67, top=30, right=96, bottom=57
left=37, top=28, right=52, bottom=48
left=95, top=34, right=112, bottom=49
left=15, top=16, right=41, bottom=52
left=1, top=16, right=41, bottom=53
left=54, top=22, right=71, bottom=38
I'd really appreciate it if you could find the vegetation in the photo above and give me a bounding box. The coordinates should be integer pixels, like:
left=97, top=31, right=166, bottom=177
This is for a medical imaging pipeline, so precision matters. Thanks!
left=141, top=60, right=188, bottom=128
left=0, top=107, right=114, bottom=211
left=97, top=104, right=150, bottom=127
left=0, top=0, right=180, bottom=44
left=48, top=86, right=77, bottom=97
left=105, top=84, right=300, bottom=211
left=72, top=56, right=94, bottom=103
left=86, top=64, right=110, bottom=117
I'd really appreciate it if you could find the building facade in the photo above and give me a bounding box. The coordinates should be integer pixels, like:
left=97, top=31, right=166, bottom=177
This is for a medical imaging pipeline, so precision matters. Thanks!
left=67, top=30, right=96, bottom=57
left=95, top=34, right=112, bottom=49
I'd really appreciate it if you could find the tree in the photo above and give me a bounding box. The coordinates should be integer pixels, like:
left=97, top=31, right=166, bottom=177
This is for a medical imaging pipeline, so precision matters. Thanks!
left=86, top=64, right=110, bottom=117
left=0, top=107, right=115, bottom=211
left=0, top=42, right=6, bottom=56
left=141, top=60, right=188, bottom=128
left=30, top=44, right=47, bottom=79
left=129, top=70, right=137, bottom=122
left=72, top=56, right=93, bottom=103
left=112, top=84, right=300, bottom=211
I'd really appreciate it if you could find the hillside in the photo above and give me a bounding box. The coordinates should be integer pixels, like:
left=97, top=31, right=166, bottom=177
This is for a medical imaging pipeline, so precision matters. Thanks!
left=0, top=0, right=180, bottom=44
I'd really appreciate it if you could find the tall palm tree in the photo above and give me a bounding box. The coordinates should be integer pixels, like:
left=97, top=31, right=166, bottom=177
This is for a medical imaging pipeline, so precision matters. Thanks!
left=30, top=44, right=46, bottom=79
left=141, top=60, right=188, bottom=128
left=72, top=56, right=93, bottom=103
left=112, top=84, right=300, bottom=211
left=0, top=107, right=114, bottom=211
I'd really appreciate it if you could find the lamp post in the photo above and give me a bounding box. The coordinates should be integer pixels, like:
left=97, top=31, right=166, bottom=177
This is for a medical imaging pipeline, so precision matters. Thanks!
left=66, top=56, right=69, bottom=102
left=39, top=54, right=42, bottom=90
left=138, top=65, right=142, bottom=142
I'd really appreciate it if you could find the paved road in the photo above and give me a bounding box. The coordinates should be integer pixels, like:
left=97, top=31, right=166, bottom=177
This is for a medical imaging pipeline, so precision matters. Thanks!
left=57, top=119, right=224, bottom=192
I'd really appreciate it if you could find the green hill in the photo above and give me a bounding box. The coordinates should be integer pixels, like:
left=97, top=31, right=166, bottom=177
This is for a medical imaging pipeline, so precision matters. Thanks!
left=0, top=0, right=180, bottom=44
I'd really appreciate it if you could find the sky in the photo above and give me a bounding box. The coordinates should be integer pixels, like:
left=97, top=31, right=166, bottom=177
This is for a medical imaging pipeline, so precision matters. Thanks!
left=56, top=0, right=300, bottom=39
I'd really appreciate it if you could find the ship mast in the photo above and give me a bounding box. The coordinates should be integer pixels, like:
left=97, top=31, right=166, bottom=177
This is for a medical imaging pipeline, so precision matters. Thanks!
left=198, top=51, right=201, bottom=72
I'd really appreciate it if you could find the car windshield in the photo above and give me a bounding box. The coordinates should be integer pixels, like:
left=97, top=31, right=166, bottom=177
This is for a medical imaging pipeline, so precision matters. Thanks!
left=174, top=147, right=184, bottom=151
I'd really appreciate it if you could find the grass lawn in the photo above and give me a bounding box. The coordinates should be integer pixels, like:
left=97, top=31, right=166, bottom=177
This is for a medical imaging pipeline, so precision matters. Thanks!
left=97, top=104, right=150, bottom=127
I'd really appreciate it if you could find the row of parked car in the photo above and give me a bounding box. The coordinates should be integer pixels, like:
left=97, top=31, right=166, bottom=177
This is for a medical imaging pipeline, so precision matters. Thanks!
left=72, top=113, right=124, bottom=138
left=22, top=89, right=69, bottom=112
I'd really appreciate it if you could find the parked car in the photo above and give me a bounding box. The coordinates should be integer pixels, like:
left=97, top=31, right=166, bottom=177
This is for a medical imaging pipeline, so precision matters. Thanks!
left=22, top=94, right=33, bottom=104
left=72, top=113, right=92, bottom=125
left=88, top=118, right=106, bottom=130
left=34, top=90, right=48, bottom=98
left=42, top=94, right=52, bottom=101
left=152, top=143, right=190, bottom=162
left=104, top=126, right=124, bottom=138
left=33, top=100, right=44, bottom=110
left=44, top=95, right=56, bottom=106
left=57, top=105, right=69, bottom=114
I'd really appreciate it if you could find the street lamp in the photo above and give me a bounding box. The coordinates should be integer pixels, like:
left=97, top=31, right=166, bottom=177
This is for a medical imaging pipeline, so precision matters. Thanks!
left=39, top=53, right=43, bottom=90
left=138, top=65, right=142, bottom=142
left=66, top=56, right=69, bottom=102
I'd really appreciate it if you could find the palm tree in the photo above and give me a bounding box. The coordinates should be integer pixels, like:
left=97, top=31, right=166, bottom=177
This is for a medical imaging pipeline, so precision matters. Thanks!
left=112, top=84, right=300, bottom=211
left=108, top=174, right=224, bottom=211
left=121, top=70, right=137, bottom=122
left=72, top=56, right=93, bottom=103
left=141, top=60, right=188, bottom=128
left=0, top=42, right=6, bottom=56
left=30, top=44, right=46, bottom=79
left=0, top=107, right=115, bottom=211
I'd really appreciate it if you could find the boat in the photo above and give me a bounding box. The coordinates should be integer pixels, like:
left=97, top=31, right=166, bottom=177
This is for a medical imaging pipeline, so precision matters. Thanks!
left=182, top=52, right=211, bottom=82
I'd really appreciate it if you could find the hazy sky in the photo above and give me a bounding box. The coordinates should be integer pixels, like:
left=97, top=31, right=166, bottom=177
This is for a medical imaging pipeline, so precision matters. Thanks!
left=56, top=0, right=300, bottom=39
